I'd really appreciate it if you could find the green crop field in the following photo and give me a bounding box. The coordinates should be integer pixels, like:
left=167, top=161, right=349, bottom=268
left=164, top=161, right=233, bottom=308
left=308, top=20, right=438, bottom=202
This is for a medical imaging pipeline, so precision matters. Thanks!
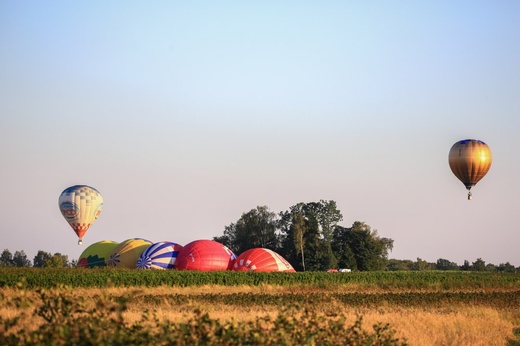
left=1, top=267, right=519, bottom=289
left=1, top=268, right=520, bottom=345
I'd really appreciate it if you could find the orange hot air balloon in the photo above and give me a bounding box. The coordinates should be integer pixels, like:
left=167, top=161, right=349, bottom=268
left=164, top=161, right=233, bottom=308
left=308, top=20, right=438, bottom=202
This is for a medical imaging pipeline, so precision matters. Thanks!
left=448, top=139, right=492, bottom=200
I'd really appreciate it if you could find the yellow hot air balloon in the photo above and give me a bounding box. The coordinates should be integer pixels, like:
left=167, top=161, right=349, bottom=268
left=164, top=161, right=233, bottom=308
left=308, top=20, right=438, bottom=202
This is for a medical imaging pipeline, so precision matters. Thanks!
left=59, top=185, right=103, bottom=245
left=448, top=139, right=492, bottom=200
left=107, top=238, right=152, bottom=269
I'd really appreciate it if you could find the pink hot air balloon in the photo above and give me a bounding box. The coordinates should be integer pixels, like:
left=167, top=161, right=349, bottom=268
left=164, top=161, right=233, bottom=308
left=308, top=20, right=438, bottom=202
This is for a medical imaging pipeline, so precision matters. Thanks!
left=233, top=248, right=295, bottom=272
left=175, top=239, right=236, bottom=271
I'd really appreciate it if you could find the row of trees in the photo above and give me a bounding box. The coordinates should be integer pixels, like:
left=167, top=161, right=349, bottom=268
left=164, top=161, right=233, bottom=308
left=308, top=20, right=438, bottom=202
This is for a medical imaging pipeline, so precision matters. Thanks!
left=213, top=200, right=519, bottom=272
left=214, top=200, right=394, bottom=271
left=0, top=249, right=73, bottom=268
left=388, top=257, right=518, bottom=272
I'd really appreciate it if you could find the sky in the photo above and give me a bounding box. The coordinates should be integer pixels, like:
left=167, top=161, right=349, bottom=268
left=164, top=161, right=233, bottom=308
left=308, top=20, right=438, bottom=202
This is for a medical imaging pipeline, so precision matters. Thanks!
left=1, top=1, right=519, bottom=267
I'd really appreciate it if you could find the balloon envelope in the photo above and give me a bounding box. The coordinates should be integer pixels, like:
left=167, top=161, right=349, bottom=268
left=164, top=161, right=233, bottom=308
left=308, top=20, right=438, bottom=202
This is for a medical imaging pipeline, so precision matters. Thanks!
left=107, top=238, right=152, bottom=269
left=77, top=240, right=118, bottom=268
left=59, top=185, right=103, bottom=243
left=233, top=248, right=295, bottom=272
left=175, top=240, right=236, bottom=271
left=448, top=139, right=492, bottom=192
left=136, top=241, right=183, bottom=270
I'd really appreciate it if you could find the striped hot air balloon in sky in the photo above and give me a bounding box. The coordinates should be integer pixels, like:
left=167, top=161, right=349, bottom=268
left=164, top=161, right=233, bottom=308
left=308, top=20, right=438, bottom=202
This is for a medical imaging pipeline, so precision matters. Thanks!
left=77, top=240, right=118, bottom=268
left=107, top=238, right=152, bottom=268
left=136, top=241, right=183, bottom=269
left=59, top=185, right=103, bottom=245
left=233, top=248, right=295, bottom=272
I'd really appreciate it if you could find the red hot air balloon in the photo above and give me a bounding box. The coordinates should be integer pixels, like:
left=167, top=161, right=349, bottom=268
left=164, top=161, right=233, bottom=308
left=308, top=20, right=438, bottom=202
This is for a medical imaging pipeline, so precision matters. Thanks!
left=175, top=240, right=236, bottom=271
left=233, top=248, right=295, bottom=272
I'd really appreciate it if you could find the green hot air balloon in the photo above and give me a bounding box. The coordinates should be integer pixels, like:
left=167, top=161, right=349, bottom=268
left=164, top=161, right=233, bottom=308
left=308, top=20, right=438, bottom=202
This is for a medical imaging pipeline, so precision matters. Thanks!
left=77, top=240, right=118, bottom=268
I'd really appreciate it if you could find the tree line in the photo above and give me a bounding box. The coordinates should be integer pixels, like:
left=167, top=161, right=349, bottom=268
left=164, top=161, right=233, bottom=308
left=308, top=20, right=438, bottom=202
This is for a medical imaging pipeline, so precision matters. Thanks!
left=0, top=249, right=74, bottom=268
left=215, top=200, right=393, bottom=271
left=1, top=199, right=518, bottom=272
left=213, top=200, right=519, bottom=272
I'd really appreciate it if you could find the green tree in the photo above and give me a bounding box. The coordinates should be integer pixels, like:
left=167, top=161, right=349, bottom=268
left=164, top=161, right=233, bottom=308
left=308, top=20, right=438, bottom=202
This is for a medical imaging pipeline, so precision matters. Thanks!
left=460, top=260, right=471, bottom=271
left=44, top=253, right=69, bottom=268
left=435, top=258, right=459, bottom=270
left=497, top=262, right=516, bottom=273
left=331, top=221, right=394, bottom=271
left=471, top=258, right=486, bottom=271
left=33, top=250, right=52, bottom=268
left=293, top=212, right=306, bottom=272
left=386, top=259, right=414, bottom=271
left=485, top=263, right=497, bottom=272
left=410, top=258, right=435, bottom=271
left=214, top=206, right=279, bottom=255
left=279, top=200, right=342, bottom=271
left=0, top=249, right=14, bottom=266
left=13, top=250, right=31, bottom=267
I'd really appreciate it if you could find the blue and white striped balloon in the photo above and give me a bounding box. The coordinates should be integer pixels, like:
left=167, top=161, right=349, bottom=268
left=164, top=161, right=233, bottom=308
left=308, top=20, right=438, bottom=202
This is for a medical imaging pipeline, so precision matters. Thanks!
left=136, top=242, right=183, bottom=270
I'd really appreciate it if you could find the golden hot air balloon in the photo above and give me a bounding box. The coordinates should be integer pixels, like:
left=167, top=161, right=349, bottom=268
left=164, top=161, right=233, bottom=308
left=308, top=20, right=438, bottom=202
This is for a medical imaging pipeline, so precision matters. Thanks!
left=448, top=139, right=492, bottom=200
left=59, top=185, right=103, bottom=245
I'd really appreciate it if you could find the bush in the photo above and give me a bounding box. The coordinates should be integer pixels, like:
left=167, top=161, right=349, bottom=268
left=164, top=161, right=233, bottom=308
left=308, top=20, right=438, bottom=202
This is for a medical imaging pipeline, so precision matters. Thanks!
left=0, top=285, right=407, bottom=345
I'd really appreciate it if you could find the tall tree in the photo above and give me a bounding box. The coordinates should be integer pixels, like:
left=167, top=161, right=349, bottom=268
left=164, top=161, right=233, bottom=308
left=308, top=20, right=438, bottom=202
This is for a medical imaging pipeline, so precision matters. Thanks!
left=332, top=221, right=393, bottom=271
left=471, top=258, right=486, bottom=271
left=13, top=250, right=31, bottom=267
left=279, top=200, right=342, bottom=271
left=0, top=249, right=13, bottom=266
left=292, top=212, right=306, bottom=272
left=460, top=260, right=471, bottom=271
left=214, top=206, right=279, bottom=255
left=33, top=250, right=52, bottom=268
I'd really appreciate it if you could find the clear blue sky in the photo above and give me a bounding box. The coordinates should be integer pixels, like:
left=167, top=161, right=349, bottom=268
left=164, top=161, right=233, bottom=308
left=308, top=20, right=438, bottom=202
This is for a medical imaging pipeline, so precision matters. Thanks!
left=1, top=1, right=519, bottom=266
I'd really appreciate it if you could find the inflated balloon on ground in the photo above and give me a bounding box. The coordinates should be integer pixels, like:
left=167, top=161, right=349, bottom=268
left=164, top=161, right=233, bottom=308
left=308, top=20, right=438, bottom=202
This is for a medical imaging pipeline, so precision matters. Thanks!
left=77, top=240, right=118, bottom=268
left=233, top=248, right=296, bottom=272
left=136, top=241, right=183, bottom=269
left=107, top=238, right=152, bottom=269
left=175, top=239, right=236, bottom=271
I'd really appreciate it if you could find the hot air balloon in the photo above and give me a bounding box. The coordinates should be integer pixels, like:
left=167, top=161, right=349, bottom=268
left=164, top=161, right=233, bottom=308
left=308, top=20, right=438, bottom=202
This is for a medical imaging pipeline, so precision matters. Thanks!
left=59, top=185, right=103, bottom=245
left=233, top=248, right=296, bottom=272
left=175, top=239, right=236, bottom=271
left=136, top=241, right=183, bottom=270
left=448, top=139, right=492, bottom=200
left=107, top=238, right=152, bottom=269
left=77, top=240, right=118, bottom=268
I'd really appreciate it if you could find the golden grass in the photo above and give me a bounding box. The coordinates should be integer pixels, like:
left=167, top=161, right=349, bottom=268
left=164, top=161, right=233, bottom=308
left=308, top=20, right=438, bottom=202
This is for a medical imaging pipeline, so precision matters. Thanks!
left=2, top=285, right=519, bottom=345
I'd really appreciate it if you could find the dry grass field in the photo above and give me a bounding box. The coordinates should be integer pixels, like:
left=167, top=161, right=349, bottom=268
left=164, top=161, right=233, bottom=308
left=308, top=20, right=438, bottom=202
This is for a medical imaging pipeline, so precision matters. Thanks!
left=2, top=283, right=520, bottom=345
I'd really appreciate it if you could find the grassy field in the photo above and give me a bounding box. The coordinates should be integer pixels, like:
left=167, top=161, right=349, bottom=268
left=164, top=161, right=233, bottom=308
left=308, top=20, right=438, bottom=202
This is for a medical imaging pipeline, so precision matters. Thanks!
left=1, top=268, right=519, bottom=345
